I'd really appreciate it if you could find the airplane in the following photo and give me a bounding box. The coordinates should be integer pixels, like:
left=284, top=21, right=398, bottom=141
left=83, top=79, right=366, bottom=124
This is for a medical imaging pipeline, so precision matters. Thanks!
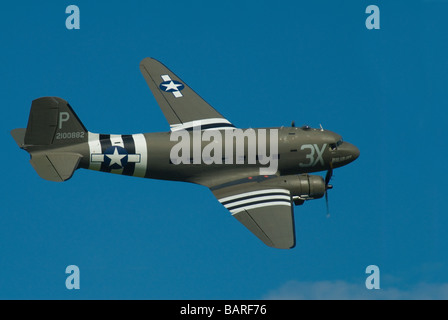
left=11, top=58, right=359, bottom=249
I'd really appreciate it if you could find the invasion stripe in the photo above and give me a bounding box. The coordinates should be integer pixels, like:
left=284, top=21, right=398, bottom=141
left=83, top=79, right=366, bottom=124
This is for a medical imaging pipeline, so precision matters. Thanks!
left=229, top=201, right=291, bottom=215
left=221, top=192, right=291, bottom=206
left=122, top=134, right=136, bottom=176
left=226, top=198, right=291, bottom=211
left=219, top=189, right=290, bottom=203
left=99, top=134, right=112, bottom=173
left=88, top=132, right=101, bottom=171
left=132, top=133, right=148, bottom=178
left=223, top=195, right=291, bottom=209
left=185, top=123, right=235, bottom=131
left=170, top=118, right=233, bottom=132
left=88, top=133, right=147, bottom=177
left=109, top=135, right=125, bottom=175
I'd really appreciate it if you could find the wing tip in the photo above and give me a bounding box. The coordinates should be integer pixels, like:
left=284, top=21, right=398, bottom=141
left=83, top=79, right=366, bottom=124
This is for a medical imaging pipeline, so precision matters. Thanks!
left=269, top=240, right=296, bottom=249
left=139, top=57, right=161, bottom=68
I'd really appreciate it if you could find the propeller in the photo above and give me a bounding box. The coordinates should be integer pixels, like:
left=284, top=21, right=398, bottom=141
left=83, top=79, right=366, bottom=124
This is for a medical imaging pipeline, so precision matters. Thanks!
left=324, top=162, right=333, bottom=218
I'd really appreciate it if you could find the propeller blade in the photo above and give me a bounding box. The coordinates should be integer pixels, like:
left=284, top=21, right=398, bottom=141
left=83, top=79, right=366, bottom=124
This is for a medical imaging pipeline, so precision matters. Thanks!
left=325, top=162, right=333, bottom=218
left=325, top=164, right=333, bottom=186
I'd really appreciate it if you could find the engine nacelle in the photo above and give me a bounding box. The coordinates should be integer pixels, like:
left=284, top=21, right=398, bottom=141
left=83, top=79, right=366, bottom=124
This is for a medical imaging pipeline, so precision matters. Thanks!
left=292, top=174, right=326, bottom=200
left=258, top=174, right=326, bottom=205
left=269, top=174, right=326, bottom=205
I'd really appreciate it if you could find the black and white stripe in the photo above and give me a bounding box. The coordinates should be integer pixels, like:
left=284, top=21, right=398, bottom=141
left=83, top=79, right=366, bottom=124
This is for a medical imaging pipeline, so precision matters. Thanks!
left=170, top=118, right=235, bottom=132
left=99, top=134, right=112, bottom=173
left=121, top=134, right=136, bottom=176
left=219, top=189, right=291, bottom=215
left=88, top=132, right=148, bottom=177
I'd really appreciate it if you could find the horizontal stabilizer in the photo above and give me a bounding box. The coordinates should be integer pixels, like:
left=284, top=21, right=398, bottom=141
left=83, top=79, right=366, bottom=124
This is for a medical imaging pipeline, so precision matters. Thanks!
left=11, top=128, right=26, bottom=148
left=30, top=153, right=82, bottom=182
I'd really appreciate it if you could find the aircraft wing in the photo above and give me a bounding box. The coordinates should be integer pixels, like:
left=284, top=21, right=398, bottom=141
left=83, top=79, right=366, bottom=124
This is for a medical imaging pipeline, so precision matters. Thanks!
left=140, top=58, right=235, bottom=131
left=211, top=182, right=296, bottom=249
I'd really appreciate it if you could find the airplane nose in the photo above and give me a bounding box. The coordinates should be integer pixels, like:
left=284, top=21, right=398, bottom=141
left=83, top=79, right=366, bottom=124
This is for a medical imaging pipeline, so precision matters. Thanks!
left=331, top=142, right=360, bottom=167
left=346, top=142, right=360, bottom=161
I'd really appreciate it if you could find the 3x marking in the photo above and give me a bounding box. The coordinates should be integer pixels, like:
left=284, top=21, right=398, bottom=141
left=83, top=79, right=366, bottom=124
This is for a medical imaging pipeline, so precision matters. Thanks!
left=299, top=143, right=327, bottom=167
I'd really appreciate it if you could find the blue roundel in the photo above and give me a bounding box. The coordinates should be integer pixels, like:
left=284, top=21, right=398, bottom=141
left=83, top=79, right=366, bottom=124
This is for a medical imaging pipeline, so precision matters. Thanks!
left=104, top=146, right=128, bottom=169
left=159, top=80, right=185, bottom=92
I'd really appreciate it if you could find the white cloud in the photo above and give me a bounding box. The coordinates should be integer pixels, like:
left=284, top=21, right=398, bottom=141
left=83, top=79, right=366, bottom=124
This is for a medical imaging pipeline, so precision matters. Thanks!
left=263, top=280, right=448, bottom=300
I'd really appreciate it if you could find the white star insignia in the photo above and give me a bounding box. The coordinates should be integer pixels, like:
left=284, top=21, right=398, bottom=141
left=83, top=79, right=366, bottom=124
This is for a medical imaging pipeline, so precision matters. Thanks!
left=162, top=81, right=183, bottom=92
left=106, top=147, right=126, bottom=167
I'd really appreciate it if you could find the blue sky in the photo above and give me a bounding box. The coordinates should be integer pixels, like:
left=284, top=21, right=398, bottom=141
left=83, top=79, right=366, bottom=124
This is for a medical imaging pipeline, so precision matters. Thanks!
left=1, top=0, right=448, bottom=299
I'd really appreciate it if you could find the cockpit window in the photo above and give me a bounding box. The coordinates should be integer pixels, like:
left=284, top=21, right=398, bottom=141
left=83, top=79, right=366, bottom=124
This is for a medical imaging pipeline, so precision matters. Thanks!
left=330, top=139, right=343, bottom=151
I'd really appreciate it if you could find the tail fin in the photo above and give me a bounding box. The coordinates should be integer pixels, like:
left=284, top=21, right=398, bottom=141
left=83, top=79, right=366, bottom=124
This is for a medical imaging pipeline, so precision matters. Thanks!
left=12, top=97, right=87, bottom=182
left=24, top=97, right=88, bottom=146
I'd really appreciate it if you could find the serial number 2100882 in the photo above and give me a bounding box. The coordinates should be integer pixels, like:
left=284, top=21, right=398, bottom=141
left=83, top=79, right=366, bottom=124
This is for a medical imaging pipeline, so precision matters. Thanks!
left=55, top=132, right=85, bottom=139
